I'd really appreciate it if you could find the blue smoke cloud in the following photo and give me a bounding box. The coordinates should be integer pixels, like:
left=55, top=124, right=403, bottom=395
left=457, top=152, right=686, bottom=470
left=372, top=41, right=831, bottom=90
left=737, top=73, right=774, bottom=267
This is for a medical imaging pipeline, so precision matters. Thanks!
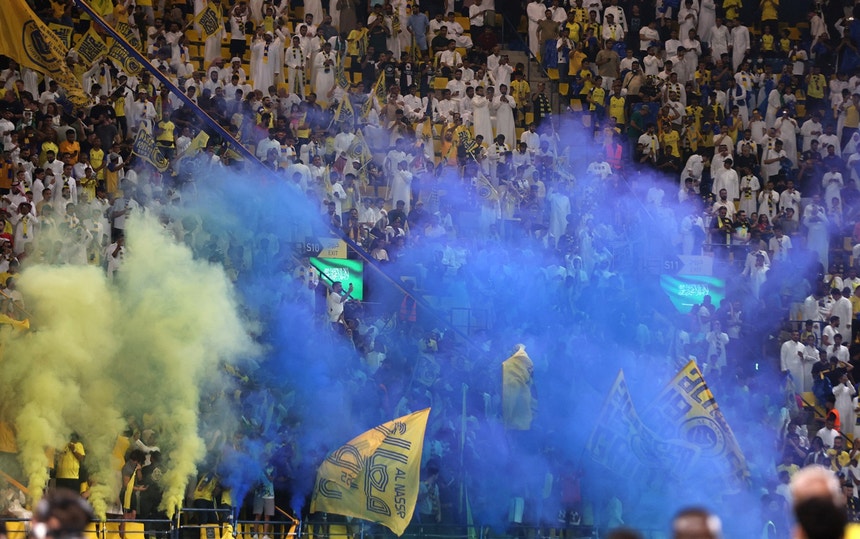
left=173, top=113, right=790, bottom=537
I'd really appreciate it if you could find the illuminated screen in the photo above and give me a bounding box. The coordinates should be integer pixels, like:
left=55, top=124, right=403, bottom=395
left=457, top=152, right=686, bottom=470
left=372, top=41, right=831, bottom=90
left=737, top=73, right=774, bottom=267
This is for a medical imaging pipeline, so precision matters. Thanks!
left=309, top=257, right=365, bottom=301
left=659, top=274, right=726, bottom=313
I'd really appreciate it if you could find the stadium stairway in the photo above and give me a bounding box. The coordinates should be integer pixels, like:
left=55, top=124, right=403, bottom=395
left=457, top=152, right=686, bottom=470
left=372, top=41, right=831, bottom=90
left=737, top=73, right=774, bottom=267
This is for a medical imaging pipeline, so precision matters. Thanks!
left=501, top=48, right=560, bottom=124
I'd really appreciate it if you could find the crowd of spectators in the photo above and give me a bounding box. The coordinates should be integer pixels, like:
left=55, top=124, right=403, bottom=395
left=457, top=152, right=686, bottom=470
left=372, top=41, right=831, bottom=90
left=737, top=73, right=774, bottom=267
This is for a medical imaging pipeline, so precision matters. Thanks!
left=9, top=0, right=860, bottom=535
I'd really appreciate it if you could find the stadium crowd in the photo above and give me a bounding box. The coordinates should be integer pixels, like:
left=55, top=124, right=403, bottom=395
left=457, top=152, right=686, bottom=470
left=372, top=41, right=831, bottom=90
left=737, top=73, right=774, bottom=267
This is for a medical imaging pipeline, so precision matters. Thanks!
left=9, top=0, right=860, bottom=536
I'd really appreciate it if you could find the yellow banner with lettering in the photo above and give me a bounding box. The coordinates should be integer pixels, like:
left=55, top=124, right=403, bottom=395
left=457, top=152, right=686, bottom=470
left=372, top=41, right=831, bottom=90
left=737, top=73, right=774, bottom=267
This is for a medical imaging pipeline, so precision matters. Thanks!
left=587, top=370, right=700, bottom=481
left=647, top=360, right=749, bottom=487
left=48, top=23, right=74, bottom=49
left=195, top=2, right=223, bottom=40
left=133, top=128, right=170, bottom=172
left=0, top=0, right=87, bottom=105
left=310, top=408, right=430, bottom=536
left=105, top=21, right=142, bottom=75
left=76, top=28, right=108, bottom=66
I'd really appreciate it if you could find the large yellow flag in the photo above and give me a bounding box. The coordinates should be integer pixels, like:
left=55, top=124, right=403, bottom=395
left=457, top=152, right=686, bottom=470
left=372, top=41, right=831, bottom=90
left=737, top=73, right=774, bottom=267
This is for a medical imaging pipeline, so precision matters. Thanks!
left=195, top=2, right=223, bottom=40
left=310, top=408, right=430, bottom=536
left=132, top=128, right=170, bottom=172
left=89, top=0, right=115, bottom=16
left=502, top=344, right=535, bottom=430
left=48, top=23, right=74, bottom=49
left=0, top=0, right=87, bottom=105
left=181, top=130, right=210, bottom=158
left=586, top=370, right=699, bottom=481
left=334, top=95, right=355, bottom=126
left=646, top=360, right=749, bottom=487
left=361, top=72, right=386, bottom=119
left=75, top=27, right=108, bottom=66
left=347, top=129, right=372, bottom=166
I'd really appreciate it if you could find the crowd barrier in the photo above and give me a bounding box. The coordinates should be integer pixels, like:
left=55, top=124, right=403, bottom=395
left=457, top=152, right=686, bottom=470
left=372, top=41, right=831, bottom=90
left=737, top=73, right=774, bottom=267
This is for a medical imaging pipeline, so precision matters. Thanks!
left=0, top=515, right=603, bottom=539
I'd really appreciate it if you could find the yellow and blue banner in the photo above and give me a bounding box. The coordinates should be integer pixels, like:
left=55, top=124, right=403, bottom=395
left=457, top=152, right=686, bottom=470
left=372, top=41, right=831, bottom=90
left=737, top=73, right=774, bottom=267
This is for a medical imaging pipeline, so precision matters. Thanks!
left=133, top=128, right=170, bottom=172
left=587, top=370, right=700, bottom=480
left=195, top=2, right=223, bottom=40
left=310, top=408, right=430, bottom=536
left=646, top=360, right=749, bottom=487
left=0, top=0, right=87, bottom=105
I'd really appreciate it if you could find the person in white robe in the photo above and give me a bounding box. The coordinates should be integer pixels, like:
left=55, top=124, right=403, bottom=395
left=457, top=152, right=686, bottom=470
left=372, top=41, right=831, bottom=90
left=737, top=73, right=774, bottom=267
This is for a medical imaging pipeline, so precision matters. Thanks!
left=823, top=167, right=844, bottom=209
left=305, top=0, right=324, bottom=32
left=834, top=375, right=856, bottom=435
left=780, top=330, right=806, bottom=391
left=313, top=42, right=337, bottom=107
left=526, top=0, right=546, bottom=58
left=801, top=335, right=819, bottom=393
left=547, top=185, right=570, bottom=247
left=708, top=18, right=730, bottom=60
left=831, top=288, right=853, bottom=343
left=250, top=32, right=281, bottom=93
left=765, top=84, right=784, bottom=128
left=285, top=36, right=306, bottom=98
left=705, top=320, right=730, bottom=374
left=774, top=111, right=799, bottom=167
left=492, top=85, right=516, bottom=149
left=804, top=195, right=830, bottom=271
left=472, top=87, right=494, bottom=144
left=390, top=160, right=413, bottom=214
left=730, top=20, right=750, bottom=71
left=697, top=0, right=716, bottom=42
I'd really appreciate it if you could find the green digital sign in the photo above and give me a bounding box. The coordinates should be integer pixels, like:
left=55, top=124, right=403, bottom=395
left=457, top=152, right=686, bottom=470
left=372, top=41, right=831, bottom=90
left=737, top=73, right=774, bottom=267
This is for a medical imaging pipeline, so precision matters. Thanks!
left=309, top=257, right=365, bottom=301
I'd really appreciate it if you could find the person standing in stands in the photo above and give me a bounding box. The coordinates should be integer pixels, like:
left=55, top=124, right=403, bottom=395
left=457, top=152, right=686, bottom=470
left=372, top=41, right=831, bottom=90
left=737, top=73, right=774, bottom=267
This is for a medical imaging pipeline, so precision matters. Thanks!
left=55, top=433, right=85, bottom=492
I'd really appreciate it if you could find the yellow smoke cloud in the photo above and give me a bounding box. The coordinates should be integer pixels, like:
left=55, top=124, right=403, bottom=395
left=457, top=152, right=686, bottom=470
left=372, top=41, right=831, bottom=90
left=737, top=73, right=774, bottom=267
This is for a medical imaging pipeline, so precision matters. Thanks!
left=1, top=264, right=124, bottom=515
left=0, top=212, right=254, bottom=519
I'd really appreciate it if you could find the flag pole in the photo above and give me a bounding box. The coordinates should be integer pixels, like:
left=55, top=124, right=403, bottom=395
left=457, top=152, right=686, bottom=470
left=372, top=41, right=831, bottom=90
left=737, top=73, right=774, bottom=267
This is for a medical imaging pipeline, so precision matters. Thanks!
left=73, top=0, right=259, bottom=166
left=459, top=382, right=467, bottom=515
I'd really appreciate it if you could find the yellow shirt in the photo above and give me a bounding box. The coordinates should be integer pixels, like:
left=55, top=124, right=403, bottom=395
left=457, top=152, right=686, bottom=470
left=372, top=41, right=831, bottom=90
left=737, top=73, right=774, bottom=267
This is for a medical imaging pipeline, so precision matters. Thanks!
left=686, top=105, right=703, bottom=132
left=510, top=80, right=531, bottom=108
left=723, top=0, right=742, bottom=19
left=89, top=148, right=105, bottom=180
left=761, top=0, right=779, bottom=20
left=608, top=95, right=626, bottom=124
left=56, top=442, right=85, bottom=479
left=112, top=435, right=130, bottom=471
left=808, top=74, right=825, bottom=98
left=850, top=295, right=860, bottom=316
left=846, top=104, right=859, bottom=129
left=761, top=34, right=774, bottom=51
left=694, top=69, right=711, bottom=88
left=347, top=28, right=368, bottom=56
left=114, top=95, right=127, bottom=117
left=588, top=86, right=606, bottom=110
left=565, top=21, right=582, bottom=42
left=578, top=69, right=593, bottom=96
left=684, top=127, right=701, bottom=152
left=662, top=129, right=680, bottom=157
left=569, top=50, right=586, bottom=75
left=193, top=474, right=218, bottom=502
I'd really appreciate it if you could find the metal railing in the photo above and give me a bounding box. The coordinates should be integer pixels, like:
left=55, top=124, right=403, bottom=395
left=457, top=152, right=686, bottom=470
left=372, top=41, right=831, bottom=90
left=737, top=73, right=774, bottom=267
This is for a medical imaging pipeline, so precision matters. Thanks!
left=0, top=513, right=603, bottom=539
